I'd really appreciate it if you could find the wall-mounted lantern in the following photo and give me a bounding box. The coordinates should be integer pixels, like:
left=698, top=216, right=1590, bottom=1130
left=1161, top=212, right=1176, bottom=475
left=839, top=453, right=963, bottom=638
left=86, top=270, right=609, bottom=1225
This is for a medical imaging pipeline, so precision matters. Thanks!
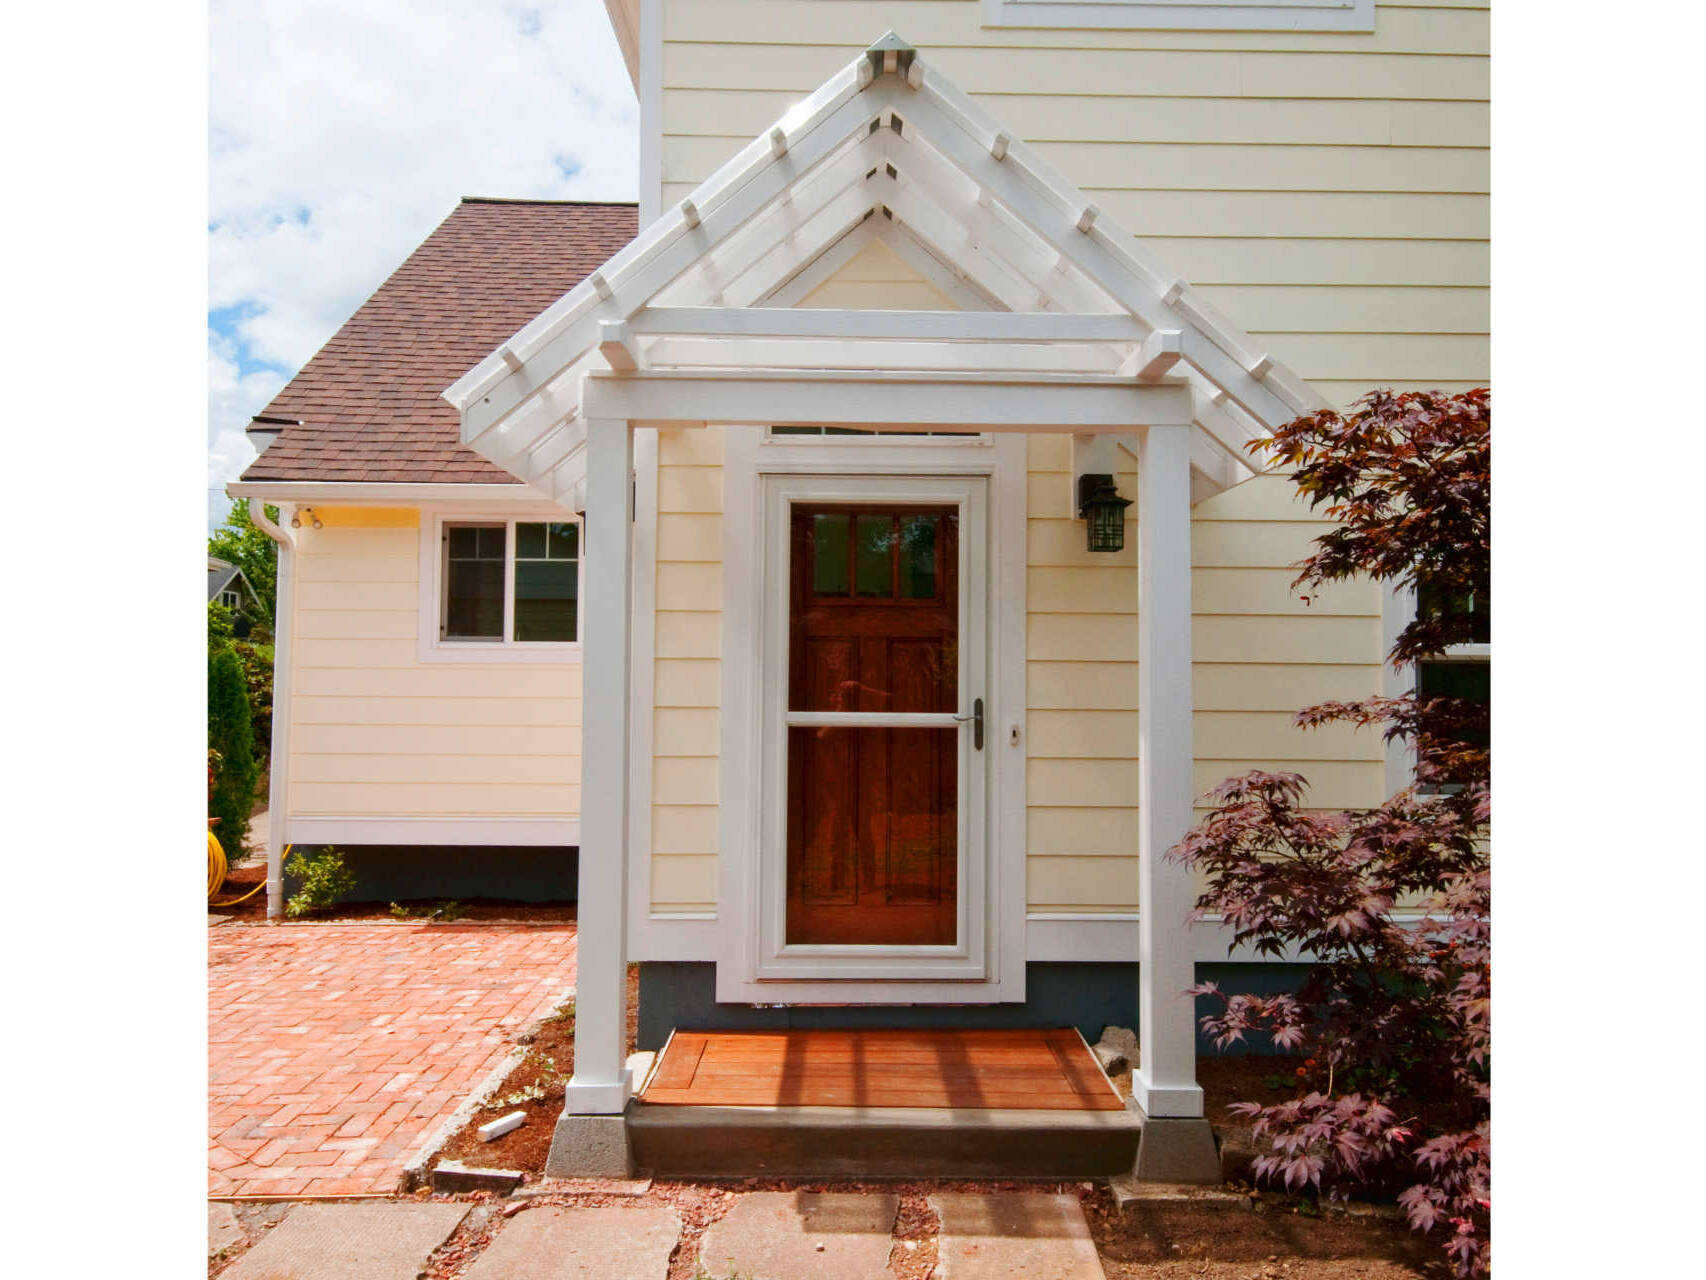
left=1076, top=474, right=1132, bottom=553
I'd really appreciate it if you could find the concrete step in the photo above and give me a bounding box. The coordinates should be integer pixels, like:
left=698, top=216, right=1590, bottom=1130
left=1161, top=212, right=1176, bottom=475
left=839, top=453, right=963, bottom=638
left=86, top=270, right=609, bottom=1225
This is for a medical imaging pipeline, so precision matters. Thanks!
left=627, top=1101, right=1142, bottom=1179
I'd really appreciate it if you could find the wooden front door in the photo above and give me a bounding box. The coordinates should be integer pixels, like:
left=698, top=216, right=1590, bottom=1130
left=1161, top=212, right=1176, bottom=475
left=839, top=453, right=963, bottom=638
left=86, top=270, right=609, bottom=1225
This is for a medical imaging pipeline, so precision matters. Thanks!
left=785, top=505, right=961, bottom=946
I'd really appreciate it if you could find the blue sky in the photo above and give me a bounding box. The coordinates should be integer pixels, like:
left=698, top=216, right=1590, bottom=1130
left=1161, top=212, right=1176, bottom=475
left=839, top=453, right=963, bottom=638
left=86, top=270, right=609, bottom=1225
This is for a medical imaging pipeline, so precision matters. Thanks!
left=207, top=0, right=637, bottom=528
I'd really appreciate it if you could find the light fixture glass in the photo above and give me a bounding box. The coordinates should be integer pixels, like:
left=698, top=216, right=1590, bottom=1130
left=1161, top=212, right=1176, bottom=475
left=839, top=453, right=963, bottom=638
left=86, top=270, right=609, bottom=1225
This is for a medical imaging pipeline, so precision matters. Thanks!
left=1076, top=474, right=1132, bottom=553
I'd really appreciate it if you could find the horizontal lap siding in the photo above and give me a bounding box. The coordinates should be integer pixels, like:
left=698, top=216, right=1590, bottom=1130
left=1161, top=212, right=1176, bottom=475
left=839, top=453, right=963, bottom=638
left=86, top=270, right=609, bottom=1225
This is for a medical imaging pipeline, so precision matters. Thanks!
left=661, top=0, right=1489, bottom=410
left=1023, top=439, right=1385, bottom=913
left=658, top=0, right=1481, bottom=915
left=653, top=428, right=724, bottom=911
left=287, top=510, right=581, bottom=823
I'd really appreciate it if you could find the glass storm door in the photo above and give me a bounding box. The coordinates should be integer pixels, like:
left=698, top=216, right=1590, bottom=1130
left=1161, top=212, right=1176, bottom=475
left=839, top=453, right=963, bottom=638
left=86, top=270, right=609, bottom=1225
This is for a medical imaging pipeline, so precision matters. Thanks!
left=784, top=504, right=965, bottom=947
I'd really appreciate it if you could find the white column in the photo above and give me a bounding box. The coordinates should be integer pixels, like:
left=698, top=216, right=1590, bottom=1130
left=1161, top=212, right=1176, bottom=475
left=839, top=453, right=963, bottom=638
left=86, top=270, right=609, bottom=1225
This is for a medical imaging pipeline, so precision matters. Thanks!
left=564, top=417, right=635, bottom=1115
left=1134, top=423, right=1204, bottom=1119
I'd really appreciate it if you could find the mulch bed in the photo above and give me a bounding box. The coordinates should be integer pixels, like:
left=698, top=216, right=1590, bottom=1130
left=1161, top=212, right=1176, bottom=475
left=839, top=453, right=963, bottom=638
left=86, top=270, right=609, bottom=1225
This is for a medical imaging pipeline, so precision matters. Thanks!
left=207, top=856, right=578, bottom=924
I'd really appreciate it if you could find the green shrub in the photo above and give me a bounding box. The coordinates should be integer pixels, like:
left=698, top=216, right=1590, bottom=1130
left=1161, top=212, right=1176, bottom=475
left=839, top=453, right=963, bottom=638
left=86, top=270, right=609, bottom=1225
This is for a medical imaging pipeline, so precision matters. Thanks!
left=285, top=846, right=357, bottom=917
left=232, top=640, right=274, bottom=772
left=208, top=643, right=257, bottom=858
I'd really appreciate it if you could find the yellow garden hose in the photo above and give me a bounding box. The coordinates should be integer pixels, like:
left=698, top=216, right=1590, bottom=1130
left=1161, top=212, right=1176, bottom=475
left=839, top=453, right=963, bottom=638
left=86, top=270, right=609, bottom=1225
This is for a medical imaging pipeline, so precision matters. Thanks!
left=208, top=827, right=272, bottom=906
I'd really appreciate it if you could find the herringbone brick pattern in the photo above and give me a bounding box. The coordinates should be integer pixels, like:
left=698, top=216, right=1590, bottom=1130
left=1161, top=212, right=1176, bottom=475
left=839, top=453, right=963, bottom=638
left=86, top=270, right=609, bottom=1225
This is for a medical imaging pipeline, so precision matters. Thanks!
left=208, top=922, right=576, bottom=1196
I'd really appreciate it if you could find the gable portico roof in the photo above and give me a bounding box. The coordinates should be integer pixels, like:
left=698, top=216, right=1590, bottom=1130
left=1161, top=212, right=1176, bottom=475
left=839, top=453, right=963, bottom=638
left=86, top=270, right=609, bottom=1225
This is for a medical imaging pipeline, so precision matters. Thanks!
left=445, top=33, right=1326, bottom=505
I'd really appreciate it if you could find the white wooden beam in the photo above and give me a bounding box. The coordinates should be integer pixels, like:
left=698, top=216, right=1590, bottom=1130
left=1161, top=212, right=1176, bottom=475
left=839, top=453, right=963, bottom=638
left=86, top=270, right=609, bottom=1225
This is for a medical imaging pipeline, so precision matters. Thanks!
left=598, top=320, right=646, bottom=372
left=879, top=221, right=1006, bottom=311
left=753, top=218, right=881, bottom=308
left=581, top=369, right=1194, bottom=429
left=457, top=79, right=901, bottom=442
left=1134, top=422, right=1205, bottom=1120
left=1123, top=329, right=1183, bottom=382
left=629, top=308, right=1147, bottom=342
left=643, top=335, right=1124, bottom=375
left=563, top=417, right=633, bottom=1115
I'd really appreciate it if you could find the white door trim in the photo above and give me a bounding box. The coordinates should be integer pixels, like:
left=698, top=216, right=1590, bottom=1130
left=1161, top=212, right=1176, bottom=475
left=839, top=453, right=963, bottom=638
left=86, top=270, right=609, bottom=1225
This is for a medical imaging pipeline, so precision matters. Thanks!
left=716, top=429, right=1027, bottom=1003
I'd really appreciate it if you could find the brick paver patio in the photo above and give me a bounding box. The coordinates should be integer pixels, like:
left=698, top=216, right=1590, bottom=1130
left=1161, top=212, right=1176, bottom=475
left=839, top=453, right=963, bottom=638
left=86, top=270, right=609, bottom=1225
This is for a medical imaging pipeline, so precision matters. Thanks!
left=209, top=922, right=577, bottom=1197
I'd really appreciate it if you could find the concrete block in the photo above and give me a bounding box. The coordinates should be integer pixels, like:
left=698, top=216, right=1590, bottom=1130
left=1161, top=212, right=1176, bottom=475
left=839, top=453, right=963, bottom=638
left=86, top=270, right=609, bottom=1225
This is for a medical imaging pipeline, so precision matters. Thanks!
left=431, top=1160, right=525, bottom=1194
left=1133, top=1116, right=1222, bottom=1185
left=545, top=1110, right=634, bottom=1178
left=1092, top=1042, right=1128, bottom=1074
left=462, top=1205, right=680, bottom=1279
left=931, top=1192, right=1104, bottom=1279
left=479, top=1110, right=528, bottom=1142
left=219, top=1203, right=468, bottom=1280
left=698, top=1192, right=897, bottom=1280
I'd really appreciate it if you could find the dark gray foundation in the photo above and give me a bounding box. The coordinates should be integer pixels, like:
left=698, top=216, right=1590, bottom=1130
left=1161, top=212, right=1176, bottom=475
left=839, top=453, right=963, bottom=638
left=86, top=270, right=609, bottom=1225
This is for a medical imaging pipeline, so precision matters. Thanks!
left=280, top=845, right=578, bottom=905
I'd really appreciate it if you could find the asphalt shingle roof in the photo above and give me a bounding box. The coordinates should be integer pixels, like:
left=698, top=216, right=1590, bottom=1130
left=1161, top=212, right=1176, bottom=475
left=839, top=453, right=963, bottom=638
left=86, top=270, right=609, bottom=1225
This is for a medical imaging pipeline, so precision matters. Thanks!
left=241, top=198, right=638, bottom=484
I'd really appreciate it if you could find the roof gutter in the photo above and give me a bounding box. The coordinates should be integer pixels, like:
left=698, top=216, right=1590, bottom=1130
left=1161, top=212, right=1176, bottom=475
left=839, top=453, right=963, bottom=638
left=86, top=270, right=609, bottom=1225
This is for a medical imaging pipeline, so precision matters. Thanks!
left=227, top=482, right=564, bottom=507
left=248, top=499, right=296, bottom=920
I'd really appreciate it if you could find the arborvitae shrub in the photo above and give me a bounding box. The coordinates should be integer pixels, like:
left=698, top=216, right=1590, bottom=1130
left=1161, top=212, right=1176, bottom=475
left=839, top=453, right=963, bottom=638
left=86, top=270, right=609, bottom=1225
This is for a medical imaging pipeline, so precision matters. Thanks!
left=208, top=643, right=258, bottom=859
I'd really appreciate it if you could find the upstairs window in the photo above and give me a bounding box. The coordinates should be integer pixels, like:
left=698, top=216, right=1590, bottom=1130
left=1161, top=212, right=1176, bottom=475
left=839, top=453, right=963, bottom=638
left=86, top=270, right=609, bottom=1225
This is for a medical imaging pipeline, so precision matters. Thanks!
left=981, top=0, right=1374, bottom=32
left=441, top=519, right=580, bottom=645
left=1415, top=585, right=1489, bottom=758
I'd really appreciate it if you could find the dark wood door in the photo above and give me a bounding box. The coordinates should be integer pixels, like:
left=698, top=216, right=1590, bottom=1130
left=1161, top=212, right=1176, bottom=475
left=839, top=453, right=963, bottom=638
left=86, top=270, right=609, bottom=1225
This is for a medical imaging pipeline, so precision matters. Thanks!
left=785, top=505, right=959, bottom=946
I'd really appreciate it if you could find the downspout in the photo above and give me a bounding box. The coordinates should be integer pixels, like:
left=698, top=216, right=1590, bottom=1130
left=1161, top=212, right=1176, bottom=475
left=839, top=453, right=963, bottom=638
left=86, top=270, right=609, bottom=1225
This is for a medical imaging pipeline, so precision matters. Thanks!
left=249, top=499, right=296, bottom=919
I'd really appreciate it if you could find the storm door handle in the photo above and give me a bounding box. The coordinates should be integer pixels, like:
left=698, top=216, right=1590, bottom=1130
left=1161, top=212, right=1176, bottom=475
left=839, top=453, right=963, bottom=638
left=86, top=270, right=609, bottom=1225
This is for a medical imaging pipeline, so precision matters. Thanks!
left=954, top=698, right=985, bottom=751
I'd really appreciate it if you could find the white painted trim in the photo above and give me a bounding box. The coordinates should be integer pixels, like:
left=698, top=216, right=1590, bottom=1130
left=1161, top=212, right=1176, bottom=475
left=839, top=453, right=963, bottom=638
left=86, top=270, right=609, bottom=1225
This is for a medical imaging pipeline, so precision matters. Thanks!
left=286, top=817, right=581, bottom=847
left=1027, top=911, right=1446, bottom=965
left=980, top=0, right=1374, bottom=33
left=581, top=369, right=1194, bottom=430
left=249, top=500, right=296, bottom=919
left=632, top=309, right=1148, bottom=342
left=228, top=482, right=552, bottom=506
left=627, top=427, right=665, bottom=959
left=415, top=507, right=586, bottom=664
left=638, top=0, right=663, bottom=226
left=756, top=219, right=884, bottom=309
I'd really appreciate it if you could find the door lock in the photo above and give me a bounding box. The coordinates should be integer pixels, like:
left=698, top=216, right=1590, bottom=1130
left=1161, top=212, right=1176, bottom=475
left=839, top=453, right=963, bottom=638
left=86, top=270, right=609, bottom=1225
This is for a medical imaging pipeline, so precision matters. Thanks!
left=955, top=697, right=985, bottom=751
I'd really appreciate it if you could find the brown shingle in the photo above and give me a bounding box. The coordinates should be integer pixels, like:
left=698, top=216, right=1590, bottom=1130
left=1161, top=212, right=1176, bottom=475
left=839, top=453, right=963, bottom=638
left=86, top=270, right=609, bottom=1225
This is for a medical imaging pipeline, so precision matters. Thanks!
left=241, top=198, right=638, bottom=484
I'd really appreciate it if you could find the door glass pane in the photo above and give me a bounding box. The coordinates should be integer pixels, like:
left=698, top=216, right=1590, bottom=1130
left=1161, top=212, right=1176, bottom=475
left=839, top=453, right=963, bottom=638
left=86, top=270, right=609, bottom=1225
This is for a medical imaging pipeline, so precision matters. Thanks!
left=811, top=513, right=850, bottom=596
left=854, top=515, right=894, bottom=597
left=789, top=506, right=958, bottom=714
left=444, top=524, right=505, bottom=639
left=896, top=515, right=938, bottom=600
left=786, top=725, right=957, bottom=946
left=514, top=521, right=578, bottom=642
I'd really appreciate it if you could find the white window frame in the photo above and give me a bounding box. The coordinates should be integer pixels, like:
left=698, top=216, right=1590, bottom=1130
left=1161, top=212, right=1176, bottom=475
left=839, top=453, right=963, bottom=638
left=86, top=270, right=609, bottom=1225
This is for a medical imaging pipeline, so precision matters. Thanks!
left=981, top=0, right=1374, bottom=33
left=219, top=588, right=243, bottom=610
left=417, top=506, right=584, bottom=663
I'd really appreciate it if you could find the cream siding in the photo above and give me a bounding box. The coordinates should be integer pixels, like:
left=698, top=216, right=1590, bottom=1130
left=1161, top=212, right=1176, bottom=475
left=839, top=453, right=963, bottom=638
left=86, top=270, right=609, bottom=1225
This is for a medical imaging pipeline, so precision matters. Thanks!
left=642, top=0, right=1482, bottom=917
left=651, top=428, right=725, bottom=909
left=286, top=507, right=582, bottom=827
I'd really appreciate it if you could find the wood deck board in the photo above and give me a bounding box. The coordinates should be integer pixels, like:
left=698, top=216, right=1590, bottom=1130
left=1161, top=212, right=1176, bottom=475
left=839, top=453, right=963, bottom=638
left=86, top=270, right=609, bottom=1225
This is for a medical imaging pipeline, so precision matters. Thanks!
left=639, top=1028, right=1126, bottom=1111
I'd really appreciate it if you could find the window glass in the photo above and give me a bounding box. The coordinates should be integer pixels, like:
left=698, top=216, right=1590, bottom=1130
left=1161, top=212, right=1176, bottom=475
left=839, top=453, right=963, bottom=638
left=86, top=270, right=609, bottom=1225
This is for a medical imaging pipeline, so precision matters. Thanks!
left=855, top=515, right=894, bottom=597
left=513, top=521, right=578, bottom=642
left=897, top=515, right=938, bottom=600
left=444, top=523, right=505, bottom=638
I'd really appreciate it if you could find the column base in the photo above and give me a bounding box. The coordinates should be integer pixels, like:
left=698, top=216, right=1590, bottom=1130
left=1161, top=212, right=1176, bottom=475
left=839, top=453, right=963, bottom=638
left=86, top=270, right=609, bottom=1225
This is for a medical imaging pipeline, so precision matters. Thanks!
left=1132, top=1115, right=1221, bottom=1185
left=545, top=1103, right=635, bottom=1178
left=562, top=1071, right=634, bottom=1116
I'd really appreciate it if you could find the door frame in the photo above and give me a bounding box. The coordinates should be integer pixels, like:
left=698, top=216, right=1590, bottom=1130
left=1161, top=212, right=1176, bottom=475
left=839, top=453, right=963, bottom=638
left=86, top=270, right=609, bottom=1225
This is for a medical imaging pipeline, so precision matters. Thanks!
left=759, top=474, right=986, bottom=980
left=716, top=429, right=1028, bottom=1004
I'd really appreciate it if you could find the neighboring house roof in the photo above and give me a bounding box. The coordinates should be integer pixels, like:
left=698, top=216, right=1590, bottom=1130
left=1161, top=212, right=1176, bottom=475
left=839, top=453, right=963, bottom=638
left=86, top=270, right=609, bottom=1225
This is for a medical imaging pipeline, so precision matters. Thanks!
left=208, top=557, right=257, bottom=606
left=241, top=198, right=638, bottom=485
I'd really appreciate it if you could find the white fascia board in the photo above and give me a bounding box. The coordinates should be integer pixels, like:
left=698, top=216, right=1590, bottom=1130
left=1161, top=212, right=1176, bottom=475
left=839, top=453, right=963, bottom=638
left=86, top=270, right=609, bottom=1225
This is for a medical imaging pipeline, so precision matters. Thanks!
left=448, top=61, right=888, bottom=433
left=581, top=368, right=1193, bottom=429
left=602, top=0, right=640, bottom=91
left=225, top=481, right=560, bottom=506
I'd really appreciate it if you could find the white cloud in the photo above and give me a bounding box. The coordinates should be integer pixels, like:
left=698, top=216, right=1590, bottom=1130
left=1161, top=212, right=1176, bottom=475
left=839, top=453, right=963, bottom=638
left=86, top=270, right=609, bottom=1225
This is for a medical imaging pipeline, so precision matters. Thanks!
left=207, top=0, right=638, bottom=524
left=208, top=334, right=287, bottom=528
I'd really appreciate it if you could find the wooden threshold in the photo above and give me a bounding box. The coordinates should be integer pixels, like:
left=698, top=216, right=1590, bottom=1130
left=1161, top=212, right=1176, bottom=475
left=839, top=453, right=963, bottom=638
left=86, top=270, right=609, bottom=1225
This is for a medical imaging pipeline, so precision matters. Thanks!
left=639, top=1027, right=1125, bottom=1112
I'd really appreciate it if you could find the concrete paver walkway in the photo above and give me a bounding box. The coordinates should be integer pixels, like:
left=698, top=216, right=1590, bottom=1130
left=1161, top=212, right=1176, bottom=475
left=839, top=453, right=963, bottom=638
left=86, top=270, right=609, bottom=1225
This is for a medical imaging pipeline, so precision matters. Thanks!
left=209, top=921, right=576, bottom=1196
left=462, top=1206, right=681, bottom=1279
left=218, top=1203, right=469, bottom=1280
left=932, top=1192, right=1107, bottom=1278
left=698, top=1191, right=900, bottom=1279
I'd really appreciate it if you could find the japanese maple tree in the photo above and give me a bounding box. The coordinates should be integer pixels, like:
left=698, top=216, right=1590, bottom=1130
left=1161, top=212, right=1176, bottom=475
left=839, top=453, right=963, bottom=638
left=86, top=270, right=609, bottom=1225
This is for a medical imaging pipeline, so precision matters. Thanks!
left=1171, top=388, right=1490, bottom=1275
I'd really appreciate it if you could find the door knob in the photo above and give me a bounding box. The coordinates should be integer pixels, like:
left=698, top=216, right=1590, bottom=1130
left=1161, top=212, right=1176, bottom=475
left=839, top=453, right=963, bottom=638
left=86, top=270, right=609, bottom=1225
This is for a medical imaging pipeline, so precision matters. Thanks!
left=955, top=698, right=985, bottom=751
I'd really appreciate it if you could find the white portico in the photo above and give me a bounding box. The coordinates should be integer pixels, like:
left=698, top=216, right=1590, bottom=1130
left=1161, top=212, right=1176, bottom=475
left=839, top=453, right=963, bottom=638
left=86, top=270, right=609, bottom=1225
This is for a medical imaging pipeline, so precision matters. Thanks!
left=444, top=34, right=1324, bottom=1179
